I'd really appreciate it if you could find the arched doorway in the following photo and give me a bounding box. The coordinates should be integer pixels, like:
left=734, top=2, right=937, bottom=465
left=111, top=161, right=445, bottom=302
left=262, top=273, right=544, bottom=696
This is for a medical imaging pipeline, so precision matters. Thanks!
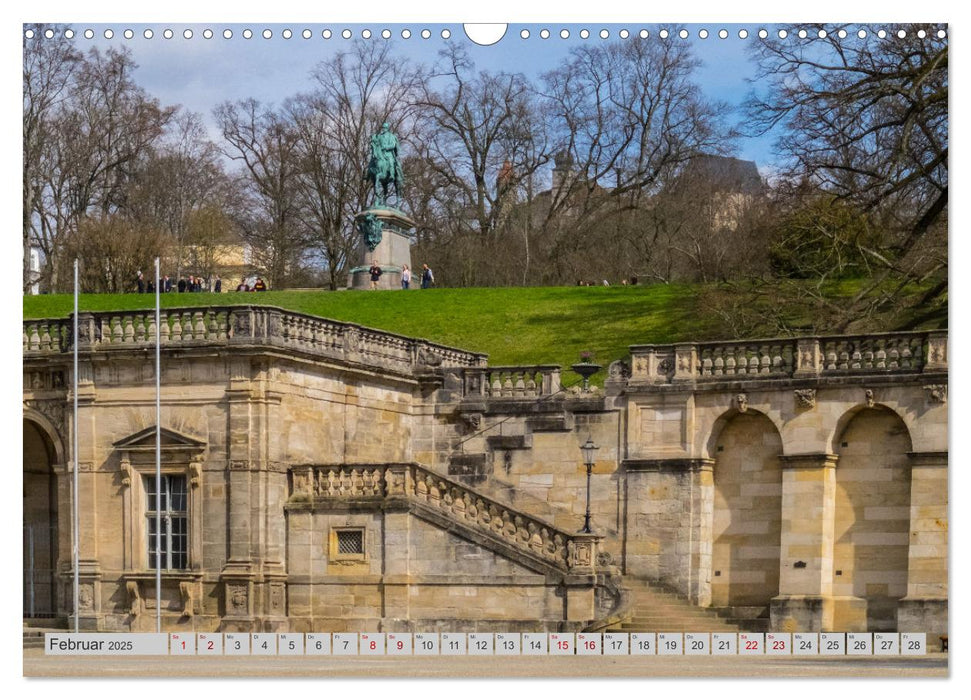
left=833, top=406, right=912, bottom=631
left=711, top=411, right=783, bottom=608
left=23, top=418, right=59, bottom=618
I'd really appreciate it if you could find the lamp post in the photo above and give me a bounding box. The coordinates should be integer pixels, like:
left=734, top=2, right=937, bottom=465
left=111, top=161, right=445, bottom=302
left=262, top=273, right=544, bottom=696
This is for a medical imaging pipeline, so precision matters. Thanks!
left=580, top=437, right=599, bottom=534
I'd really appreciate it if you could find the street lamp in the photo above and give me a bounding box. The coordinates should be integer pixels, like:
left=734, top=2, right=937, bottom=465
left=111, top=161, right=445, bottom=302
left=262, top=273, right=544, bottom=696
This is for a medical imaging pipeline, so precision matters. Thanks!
left=580, top=437, right=599, bottom=534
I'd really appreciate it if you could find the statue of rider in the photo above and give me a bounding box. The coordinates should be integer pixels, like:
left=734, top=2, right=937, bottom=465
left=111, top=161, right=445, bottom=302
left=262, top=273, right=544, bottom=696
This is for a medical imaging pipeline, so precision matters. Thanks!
left=366, top=122, right=405, bottom=206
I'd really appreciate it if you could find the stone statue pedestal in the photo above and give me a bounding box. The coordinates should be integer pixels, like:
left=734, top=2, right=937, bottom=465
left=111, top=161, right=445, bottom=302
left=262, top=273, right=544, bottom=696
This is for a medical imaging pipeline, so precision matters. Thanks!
left=348, top=207, right=417, bottom=290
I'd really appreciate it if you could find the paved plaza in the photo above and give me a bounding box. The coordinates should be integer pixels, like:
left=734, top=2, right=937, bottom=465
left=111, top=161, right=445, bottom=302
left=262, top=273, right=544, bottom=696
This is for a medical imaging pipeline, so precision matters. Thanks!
left=23, top=648, right=947, bottom=678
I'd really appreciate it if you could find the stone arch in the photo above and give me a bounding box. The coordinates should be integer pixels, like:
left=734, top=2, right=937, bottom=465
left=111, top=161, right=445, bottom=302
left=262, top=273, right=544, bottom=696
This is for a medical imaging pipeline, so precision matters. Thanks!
left=827, top=399, right=917, bottom=455
left=23, top=413, right=63, bottom=618
left=705, top=404, right=786, bottom=460
left=832, top=405, right=912, bottom=631
left=23, top=407, right=65, bottom=467
left=710, top=409, right=784, bottom=609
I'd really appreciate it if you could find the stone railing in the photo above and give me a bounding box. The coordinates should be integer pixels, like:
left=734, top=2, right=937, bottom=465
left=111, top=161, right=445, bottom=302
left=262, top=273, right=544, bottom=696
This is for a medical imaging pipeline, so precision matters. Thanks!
left=23, top=306, right=487, bottom=372
left=629, top=330, right=947, bottom=384
left=289, top=462, right=598, bottom=574
left=458, top=366, right=562, bottom=400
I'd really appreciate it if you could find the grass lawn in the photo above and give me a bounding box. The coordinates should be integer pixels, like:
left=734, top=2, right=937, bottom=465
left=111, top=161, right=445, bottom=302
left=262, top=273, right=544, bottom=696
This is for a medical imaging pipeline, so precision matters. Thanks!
left=23, top=279, right=941, bottom=379
left=22, top=285, right=716, bottom=377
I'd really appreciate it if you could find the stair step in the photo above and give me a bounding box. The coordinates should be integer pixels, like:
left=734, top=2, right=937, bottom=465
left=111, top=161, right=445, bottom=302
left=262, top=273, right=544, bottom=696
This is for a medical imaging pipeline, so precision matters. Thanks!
left=618, top=578, right=766, bottom=634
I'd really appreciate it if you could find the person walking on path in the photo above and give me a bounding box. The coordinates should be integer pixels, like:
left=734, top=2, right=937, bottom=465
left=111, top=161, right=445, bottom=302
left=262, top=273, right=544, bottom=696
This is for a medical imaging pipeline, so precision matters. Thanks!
left=253, top=277, right=267, bottom=292
left=401, top=264, right=411, bottom=290
left=163, top=275, right=172, bottom=293
left=135, top=271, right=145, bottom=294
left=177, top=277, right=187, bottom=293
left=214, top=275, right=222, bottom=293
left=420, top=264, right=434, bottom=289
left=369, top=261, right=383, bottom=290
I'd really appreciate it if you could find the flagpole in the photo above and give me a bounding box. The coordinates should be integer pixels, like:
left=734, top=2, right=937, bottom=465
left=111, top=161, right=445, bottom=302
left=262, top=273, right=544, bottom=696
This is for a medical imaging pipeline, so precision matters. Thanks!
left=155, top=257, right=162, bottom=633
left=72, top=259, right=79, bottom=633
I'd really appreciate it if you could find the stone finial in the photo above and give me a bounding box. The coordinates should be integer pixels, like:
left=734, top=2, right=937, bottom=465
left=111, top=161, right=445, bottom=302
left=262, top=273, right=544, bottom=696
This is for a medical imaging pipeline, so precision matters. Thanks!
left=794, top=388, right=817, bottom=410
left=924, top=384, right=947, bottom=404
left=735, top=393, right=749, bottom=413
left=864, top=388, right=875, bottom=408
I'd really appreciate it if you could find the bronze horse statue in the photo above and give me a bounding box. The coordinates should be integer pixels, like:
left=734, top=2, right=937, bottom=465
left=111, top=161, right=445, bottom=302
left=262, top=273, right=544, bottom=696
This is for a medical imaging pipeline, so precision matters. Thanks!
left=364, top=122, right=404, bottom=206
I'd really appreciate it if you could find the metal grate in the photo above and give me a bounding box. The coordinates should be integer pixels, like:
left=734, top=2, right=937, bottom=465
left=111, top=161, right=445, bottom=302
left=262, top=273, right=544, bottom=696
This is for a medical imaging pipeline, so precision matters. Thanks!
left=336, top=529, right=364, bottom=555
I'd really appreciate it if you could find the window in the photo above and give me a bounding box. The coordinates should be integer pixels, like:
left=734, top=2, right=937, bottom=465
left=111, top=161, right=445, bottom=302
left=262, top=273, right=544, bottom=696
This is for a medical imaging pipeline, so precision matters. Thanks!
left=145, top=475, right=188, bottom=570
left=337, top=529, right=364, bottom=555
left=330, top=527, right=366, bottom=562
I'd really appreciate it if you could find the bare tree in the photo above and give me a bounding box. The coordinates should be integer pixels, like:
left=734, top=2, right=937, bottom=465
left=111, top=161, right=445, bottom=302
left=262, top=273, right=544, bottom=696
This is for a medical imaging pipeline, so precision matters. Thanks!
left=23, top=24, right=81, bottom=292
left=413, top=44, right=550, bottom=241
left=746, top=23, right=947, bottom=329
left=28, top=45, right=174, bottom=292
left=214, top=98, right=305, bottom=288
left=536, top=35, right=734, bottom=283
left=126, top=111, right=230, bottom=280
left=61, top=214, right=169, bottom=293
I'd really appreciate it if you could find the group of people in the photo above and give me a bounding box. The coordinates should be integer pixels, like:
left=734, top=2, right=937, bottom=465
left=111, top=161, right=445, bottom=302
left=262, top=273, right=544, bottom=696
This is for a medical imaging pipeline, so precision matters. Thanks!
left=133, top=271, right=273, bottom=294
left=235, top=277, right=268, bottom=292
left=576, top=276, right=639, bottom=287
left=369, top=262, right=434, bottom=290
left=134, top=271, right=223, bottom=294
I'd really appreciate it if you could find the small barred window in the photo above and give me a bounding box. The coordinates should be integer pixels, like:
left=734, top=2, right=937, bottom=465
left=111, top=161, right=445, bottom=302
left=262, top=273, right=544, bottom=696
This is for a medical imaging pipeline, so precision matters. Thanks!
left=336, top=529, right=364, bottom=555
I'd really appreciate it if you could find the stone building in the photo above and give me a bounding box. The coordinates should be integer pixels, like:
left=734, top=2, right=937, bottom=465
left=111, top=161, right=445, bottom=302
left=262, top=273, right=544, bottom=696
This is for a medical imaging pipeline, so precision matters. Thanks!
left=22, top=306, right=947, bottom=643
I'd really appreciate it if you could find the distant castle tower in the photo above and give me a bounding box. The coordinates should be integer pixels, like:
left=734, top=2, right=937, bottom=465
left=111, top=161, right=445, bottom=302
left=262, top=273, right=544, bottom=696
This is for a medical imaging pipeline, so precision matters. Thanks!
left=551, top=150, right=574, bottom=197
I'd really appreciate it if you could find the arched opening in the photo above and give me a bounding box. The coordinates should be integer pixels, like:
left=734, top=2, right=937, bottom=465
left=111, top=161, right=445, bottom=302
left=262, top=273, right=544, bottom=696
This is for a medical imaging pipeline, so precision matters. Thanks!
left=711, top=411, right=783, bottom=609
left=23, top=418, right=59, bottom=618
left=833, top=406, right=912, bottom=631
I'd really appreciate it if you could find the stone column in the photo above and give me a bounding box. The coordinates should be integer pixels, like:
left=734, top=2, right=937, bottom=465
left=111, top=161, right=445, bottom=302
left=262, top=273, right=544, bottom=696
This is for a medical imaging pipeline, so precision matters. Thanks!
left=898, top=451, right=948, bottom=645
left=771, top=453, right=837, bottom=632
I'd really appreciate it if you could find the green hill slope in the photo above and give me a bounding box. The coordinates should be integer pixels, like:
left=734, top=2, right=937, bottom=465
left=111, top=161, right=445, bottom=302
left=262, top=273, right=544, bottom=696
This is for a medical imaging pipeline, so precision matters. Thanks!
left=22, top=281, right=943, bottom=382
left=22, top=286, right=714, bottom=376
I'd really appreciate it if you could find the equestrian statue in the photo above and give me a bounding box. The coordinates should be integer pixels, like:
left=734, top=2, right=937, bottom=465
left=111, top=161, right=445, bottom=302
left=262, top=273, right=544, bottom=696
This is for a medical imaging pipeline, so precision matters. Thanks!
left=364, top=122, right=405, bottom=207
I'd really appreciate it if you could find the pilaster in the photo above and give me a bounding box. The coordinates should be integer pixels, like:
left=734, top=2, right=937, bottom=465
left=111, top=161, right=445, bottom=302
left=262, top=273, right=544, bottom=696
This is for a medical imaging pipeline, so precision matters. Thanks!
left=898, top=451, right=948, bottom=642
left=771, top=453, right=838, bottom=631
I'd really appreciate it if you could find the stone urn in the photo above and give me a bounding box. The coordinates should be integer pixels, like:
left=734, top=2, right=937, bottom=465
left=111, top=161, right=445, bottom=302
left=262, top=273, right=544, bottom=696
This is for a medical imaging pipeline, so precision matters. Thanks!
left=571, top=362, right=602, bottom=392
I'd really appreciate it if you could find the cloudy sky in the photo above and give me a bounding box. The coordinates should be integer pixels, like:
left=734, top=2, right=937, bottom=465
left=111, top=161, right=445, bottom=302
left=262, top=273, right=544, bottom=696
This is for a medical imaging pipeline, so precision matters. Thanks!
left=63, top=22, right=778, bottom=171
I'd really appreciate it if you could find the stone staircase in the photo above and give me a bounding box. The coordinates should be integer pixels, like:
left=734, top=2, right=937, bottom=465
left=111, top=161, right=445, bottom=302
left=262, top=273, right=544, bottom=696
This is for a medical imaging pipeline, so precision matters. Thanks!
left=23, top=619, right=67, bottom=649
left=608, top=578, right=768, bottom=633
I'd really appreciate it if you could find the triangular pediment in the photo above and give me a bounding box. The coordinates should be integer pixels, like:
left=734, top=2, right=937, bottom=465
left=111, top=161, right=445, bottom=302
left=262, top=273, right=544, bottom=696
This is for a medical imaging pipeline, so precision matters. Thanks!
left=113, top=425, right=206, bottom=451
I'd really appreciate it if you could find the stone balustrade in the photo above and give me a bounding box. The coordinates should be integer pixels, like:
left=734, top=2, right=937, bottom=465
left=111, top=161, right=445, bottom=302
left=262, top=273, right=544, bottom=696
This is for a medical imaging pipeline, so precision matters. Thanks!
left=290, top=462, right=598, bottom=574
left=22, top=306, right=487, bottom=372
left=630, top=330, right=947, bottom=384
left=458, top=365, right=562, bottom=399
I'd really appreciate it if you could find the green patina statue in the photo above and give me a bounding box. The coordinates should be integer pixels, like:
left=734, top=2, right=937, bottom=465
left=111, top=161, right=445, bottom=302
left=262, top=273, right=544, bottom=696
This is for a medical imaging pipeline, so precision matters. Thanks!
left=364, top=122, right=405, bottom=207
